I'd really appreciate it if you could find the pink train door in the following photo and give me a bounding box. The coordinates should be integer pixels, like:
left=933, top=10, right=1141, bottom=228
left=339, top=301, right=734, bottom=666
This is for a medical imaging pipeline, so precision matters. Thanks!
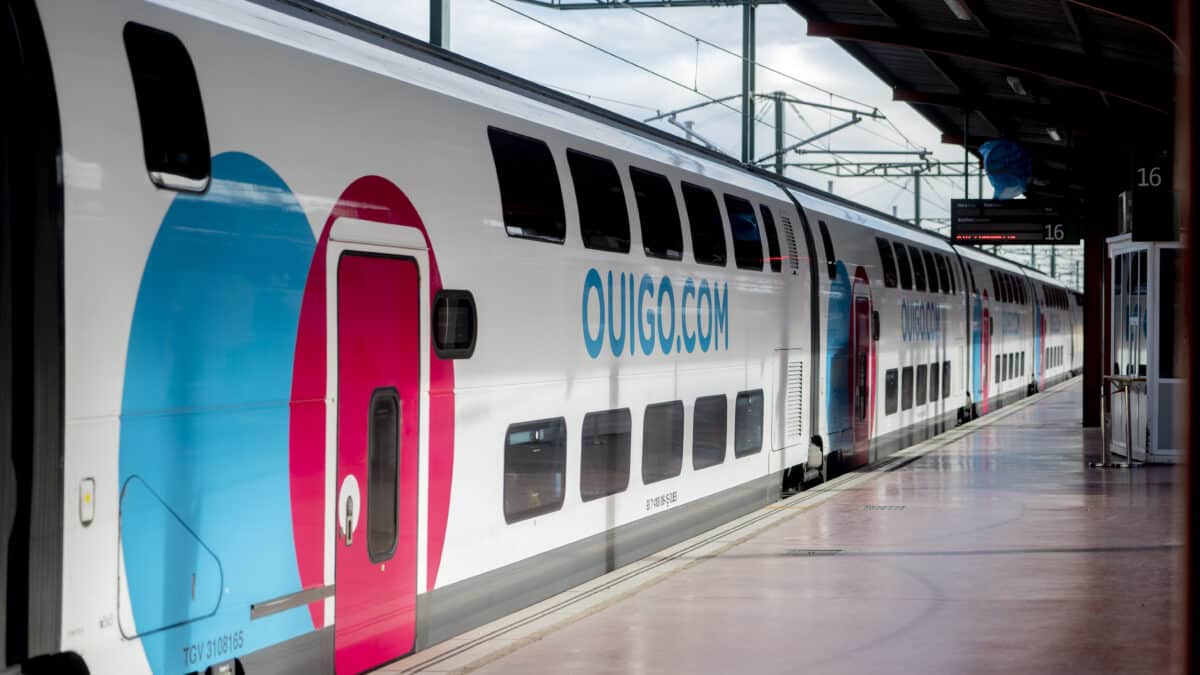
left=335, top=253, right=420, bottom=674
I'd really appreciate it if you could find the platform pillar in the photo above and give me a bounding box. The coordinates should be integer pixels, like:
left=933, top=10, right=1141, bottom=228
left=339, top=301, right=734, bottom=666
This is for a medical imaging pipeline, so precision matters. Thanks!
left=1082, top=216, right=1109, bottom=428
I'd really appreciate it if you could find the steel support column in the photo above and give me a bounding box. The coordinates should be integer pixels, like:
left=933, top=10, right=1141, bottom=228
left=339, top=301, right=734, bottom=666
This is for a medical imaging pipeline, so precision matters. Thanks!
left=913, top=170, right=921, bottom=226
left=773, top=91, right=784, bottom=175
left=431, top=0, right=450, bottom=48
left=741, top=0, right=755, bottom=163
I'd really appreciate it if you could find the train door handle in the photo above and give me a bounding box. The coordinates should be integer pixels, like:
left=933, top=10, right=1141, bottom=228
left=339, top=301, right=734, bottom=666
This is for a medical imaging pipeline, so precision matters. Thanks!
left=344, top=495, right=354, bottom=547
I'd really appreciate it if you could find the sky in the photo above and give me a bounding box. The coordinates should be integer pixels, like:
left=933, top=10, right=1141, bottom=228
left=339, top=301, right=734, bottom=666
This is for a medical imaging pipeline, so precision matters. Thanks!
left=321, top=0, right=1082, bottom=285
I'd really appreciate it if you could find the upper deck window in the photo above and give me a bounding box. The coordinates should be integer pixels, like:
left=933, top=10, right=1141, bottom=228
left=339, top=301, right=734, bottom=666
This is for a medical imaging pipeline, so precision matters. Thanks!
left=921, top=250, right=940, bottom=293
left=723, top=195, right=763, bottom=271
left=681, top=183, right=727, bottom=267
left=629, top=168, right=683, bottom=260
left=934, top=254, right=951, bottom=294
left=893, top=243, right=914, bottom=290
left=487, top=127, right=566, bottom=244
left=758, top=205, right=783, bottom=273
left=911, top=248, right=928, bottom=292
left=817, top=221, right=837, bottom=280
left=567, top=149, right=630, bottom=253
left=876, top=238, right=898, bottom=288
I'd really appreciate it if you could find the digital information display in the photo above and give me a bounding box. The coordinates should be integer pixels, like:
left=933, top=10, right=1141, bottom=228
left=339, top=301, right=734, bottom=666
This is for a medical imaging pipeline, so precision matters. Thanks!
left=950, top=199, right=1080, bottom=245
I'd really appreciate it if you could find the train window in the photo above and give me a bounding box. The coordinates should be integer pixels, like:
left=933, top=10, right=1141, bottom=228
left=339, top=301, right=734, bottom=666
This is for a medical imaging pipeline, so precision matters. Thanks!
left=123, top=23, right=211, bottom=192
left=567, top=150, right=630, bottom=253
left=642, top=401, right=684, bottom=484
left=488, top=127, right=566, bottom=244
left=915, top=365, right=928, bottom=406
left=817, top=220, right=838, bottom=280
left=876, top=238, right=899, bottom=288
left=885, top=369, right=898, bottom=414
left=724, top=195, right=764, bottom=271
left=367, top=388, right=400, bottom=561
left=934, top=255, right=952, bottom=295
left=630, top=169, right=683, bottom=260
left=681, top=183, right=727, bottom=266
left=967, top=265, right=977, bottom=294
left=892, top=243, right=914, bottom=290
left=503, top=417, right=567, bottom=523
left=901, top=367, right=914, bottom=411
left=580, top=409, right=632, bottom=501
left=433, top=290, right=477, bottom=359
left=929, top=362, right=940, bottom=401
left=692, top=395, right=728, bottom=470
left=922, top=250, right=940, bottom=293
left=1021, top=352, right=1026, bottom=376
left=942, top=361, right=951, bottom=399
left=734, top=390, right=764, bottom=457
left=994, top=355, right=1001, bottom=383
left=911, top=248, right=928, bottom=292
left=758, top=205, right=783, bottom=273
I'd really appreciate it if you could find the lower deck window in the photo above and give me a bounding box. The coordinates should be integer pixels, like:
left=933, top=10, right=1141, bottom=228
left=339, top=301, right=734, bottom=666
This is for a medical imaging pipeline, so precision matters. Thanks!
left=580, top=409, right=632, bottom=501
left=504, top=418, right=567, bottom=523
left=885, top=369, right=898, bottom=415
left=642, top=401, right=684, bottom=484
left=915, top=365, right=928, bottom=405
left=929, top=362, right=940, bottom=401
left=942, top=361, right=951, bottom=399
left=901, top=367, right=914, bottom=410
left=733, top=390, right=764, bottom=457
left=693, top=395, right=727, bottom=469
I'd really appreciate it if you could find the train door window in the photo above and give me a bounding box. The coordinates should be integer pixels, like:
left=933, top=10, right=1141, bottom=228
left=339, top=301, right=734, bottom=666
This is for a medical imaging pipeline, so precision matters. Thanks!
left=876, top=238, right=898, bottom=288
left=630, top=168, right=683, bottom=260
left=693, top=395, right=728, bottom=470
left=123, top=23, right=212, bottom=192
left=681, top=183, right=727, bottom=266
left=911, top=248, right=928, bottom=292
left=758, top=205, right=783, bottom=273
left=929, top=362, right=940, bottom=401
left=942, top=361, right=951, bottom=399
left=901, top=367, right=914, bottom=410
left=642, top=401, right=684, bottom=484
left=488, top=127, right=566, bottom=243
left=567, top=149, right=630, bottom=253
left=892, top=243, right=914, bottom=290
left=580, top=409, right=632, bottom=501
left=922, top=251, right=941, bottom=293
left=934, top=254, right=952, bottom=295
left=433, top=290, right=477, bottom=359
left=367, top=388, right=400, bottom=561
left=915, top=365, right=928, bottom=406
left=723, top=195, right=764, bottom=271
left=817, top=220, right=838, bottom=280
left=733, top=390, right=764, bottom=457
left=504, top=418, right=567, bottom=523
left=885, top=369, right=898, bottom=415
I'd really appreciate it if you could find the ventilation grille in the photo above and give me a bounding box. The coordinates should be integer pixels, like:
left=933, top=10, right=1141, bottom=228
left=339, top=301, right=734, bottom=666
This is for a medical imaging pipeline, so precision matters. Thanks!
left=780, top=215, right=800, bottom=271
left=784, top=360, right=804, bottom=445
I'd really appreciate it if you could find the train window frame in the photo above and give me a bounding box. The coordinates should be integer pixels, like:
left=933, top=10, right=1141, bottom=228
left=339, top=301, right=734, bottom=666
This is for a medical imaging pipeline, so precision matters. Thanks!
left=733, top=389, right=764, bottom=458
left=566, top=149, right=631, bottom=253
left=123, top=22, right=212, bottom=192
left=929, top=362, right=940, bottom=401
left=901, top=367, right=914, bottom=411
left=680, top=182, right=728, bottom=267
left=580, top=408, right=632, bottom=502
left=723, top=194, right=764, bottom=271
left=366, top=387, right=400, bottom=562
left=911, top=247, right=928, bottom=292
left=628, top=167, right=683, bottom=260
left=817, top=220, right=838, bottom=281
left=503, top=417, right=568, bottom=524
left=915, top=364, right=928, bottom=406
left=642, top=401, right=684, bottom=485
left=893, top=242, right=914, bottom=290
left=758, top=205, right=783, bottom=273
left=433, top=290, right=477, bottom=359
left=942, top=361, right=951, bottom=399
left=692, top=395, right=728, bottom=470
left=934, top=254, right=952, bottom=295
left=921, top=250, right=940, bottom=293
left=876, top=237, right=899, bottom=288
left=487, top=127, right=567, bottom=244
left=885, top=369, right=898, bottom=415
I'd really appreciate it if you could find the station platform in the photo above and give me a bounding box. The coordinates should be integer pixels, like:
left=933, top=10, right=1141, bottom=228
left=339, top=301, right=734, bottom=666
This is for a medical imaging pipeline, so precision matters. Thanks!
left=379, top=379, right=1182, bottom=674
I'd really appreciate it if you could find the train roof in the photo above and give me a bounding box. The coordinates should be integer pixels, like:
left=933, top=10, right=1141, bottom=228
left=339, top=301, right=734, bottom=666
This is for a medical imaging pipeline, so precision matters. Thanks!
left=228, top=0, right=1067, bottom=288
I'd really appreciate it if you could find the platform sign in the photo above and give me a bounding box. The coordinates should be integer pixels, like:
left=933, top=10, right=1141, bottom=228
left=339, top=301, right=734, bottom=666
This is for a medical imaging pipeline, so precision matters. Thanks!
left=950, top=199, right=1079, bottom=245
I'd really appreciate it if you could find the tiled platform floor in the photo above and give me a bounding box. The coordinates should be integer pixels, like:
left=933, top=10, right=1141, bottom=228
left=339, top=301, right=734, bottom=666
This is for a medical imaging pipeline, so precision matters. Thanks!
left=385, top=380, right=1183, bottom=674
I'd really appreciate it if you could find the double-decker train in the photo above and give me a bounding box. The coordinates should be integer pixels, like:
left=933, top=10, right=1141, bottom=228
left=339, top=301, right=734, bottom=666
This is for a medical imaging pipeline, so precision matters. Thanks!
left=0, top=1, right=1082, bottom=673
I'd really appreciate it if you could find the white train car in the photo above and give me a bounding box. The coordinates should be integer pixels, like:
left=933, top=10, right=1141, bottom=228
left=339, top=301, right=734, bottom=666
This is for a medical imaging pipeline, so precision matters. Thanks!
left=0, top=1, right=1080, bottom=674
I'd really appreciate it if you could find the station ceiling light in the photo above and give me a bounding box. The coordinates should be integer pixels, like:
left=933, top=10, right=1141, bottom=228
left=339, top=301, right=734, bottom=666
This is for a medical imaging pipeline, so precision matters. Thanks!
left=1006, top=76, right=1028, bottom=96
left=1047, top=128, right=1062, bottom=142
left=942, top=0, right=973, bottom=21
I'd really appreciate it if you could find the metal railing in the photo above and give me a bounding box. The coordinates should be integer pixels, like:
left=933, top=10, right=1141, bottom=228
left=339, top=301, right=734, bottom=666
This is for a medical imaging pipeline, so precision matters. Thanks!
left=1091, top=375, right=1147, bottom=468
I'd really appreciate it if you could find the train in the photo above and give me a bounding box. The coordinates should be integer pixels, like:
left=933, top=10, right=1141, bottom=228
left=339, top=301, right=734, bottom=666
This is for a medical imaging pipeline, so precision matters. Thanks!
left=0, top=0, right=1083, bottom=673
